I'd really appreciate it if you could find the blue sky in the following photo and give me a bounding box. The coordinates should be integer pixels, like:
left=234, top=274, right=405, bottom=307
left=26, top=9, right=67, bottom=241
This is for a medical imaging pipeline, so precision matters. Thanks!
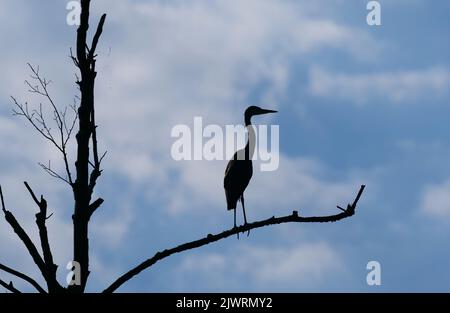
left=1, top=0, right=450, bottom=292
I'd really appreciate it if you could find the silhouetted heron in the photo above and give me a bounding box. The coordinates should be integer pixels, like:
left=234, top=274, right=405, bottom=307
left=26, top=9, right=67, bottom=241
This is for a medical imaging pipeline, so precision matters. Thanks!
left=224, top=106, right=277, bottom=237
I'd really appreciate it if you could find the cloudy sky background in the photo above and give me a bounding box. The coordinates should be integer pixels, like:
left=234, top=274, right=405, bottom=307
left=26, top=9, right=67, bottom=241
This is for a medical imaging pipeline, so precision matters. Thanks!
left=1, top=0, right=450, bottom=292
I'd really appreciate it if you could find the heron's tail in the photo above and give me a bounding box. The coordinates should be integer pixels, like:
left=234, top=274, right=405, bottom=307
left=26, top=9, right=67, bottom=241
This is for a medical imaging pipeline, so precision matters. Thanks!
left=227, top=198, right=237, bottom=211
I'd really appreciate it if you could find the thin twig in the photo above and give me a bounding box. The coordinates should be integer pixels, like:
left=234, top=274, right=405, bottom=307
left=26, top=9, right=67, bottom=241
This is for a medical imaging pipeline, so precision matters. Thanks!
left=38, top=162, right=72, bottom=185
left=11, top=63, right=77, bottom=185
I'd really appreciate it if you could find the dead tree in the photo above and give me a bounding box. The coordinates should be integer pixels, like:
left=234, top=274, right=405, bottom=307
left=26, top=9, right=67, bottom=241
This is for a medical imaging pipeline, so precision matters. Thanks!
left=0, top=0, right=365, bottom=293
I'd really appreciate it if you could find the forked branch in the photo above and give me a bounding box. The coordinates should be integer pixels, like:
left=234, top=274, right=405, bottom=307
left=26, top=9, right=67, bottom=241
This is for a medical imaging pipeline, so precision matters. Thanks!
left=0, top=186, right=47, bottom=282
left=24, top=182, right=60, bottom=292
left=11, top=64, right=78, bottom=186
left=0, top=262, right=46, bottom=293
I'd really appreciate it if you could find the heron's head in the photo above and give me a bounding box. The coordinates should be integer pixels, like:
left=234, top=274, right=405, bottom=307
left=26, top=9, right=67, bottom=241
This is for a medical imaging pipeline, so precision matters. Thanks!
left=244, top=106, right=277, bottom=125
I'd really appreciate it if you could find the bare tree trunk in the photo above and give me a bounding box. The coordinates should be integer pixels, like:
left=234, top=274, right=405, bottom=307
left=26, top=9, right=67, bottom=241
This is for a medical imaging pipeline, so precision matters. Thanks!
left=69, top=0, right=106, bottom=293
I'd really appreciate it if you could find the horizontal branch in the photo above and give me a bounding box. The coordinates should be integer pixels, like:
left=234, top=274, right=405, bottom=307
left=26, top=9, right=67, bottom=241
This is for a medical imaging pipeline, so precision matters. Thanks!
left=103, top=185, right=365, bottom=293
left=0, top=263, right=46, bottom=293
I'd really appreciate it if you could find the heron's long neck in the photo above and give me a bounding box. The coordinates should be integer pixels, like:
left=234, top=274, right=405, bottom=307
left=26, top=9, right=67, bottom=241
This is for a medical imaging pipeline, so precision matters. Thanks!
left=245, top=123, right=256, bottom=160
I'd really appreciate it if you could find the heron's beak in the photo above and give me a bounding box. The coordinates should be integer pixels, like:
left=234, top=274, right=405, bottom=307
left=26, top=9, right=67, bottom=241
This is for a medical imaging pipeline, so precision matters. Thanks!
left=258, top=108, right=278, bottom=115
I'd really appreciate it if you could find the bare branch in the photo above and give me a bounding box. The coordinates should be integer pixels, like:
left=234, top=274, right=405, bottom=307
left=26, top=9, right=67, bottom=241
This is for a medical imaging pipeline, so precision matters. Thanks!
left=70, top=48, right=79, bottom=68
left=24, top=182, right=59, bottom=290
left=0, top=185, right=5, bottom=214
left=11, top=63, right=77, bottom=186
left=99, top=150, right=107, bottom=163
left=0, top=263, right=46, bottom=293
left=29, top=64, right=75, bottom=185
left=23, top=181, right=40, bottom=206
left=88, top=168, right=101, bottom=197
left=12, top=96, right=59, bottom=147
left=0, top=185, right=47, bottom=283
left=89, top=14, right=107, bottom=62
left=25, top=64, right=64, bottom=132
left=38, top=161, right=72, bottom=186
left=103, top=185, right=366, bottom=293
left=87, top=15, right=108, bottom=200
left=62, top=147, right=75, bottom=186
left=88, top=198, right=104, bottom=219
left=63, top=100, right=78, bottom=145
left=0, top=278, right=21, bottom=293
left=88, top=113, right=104, bottom=197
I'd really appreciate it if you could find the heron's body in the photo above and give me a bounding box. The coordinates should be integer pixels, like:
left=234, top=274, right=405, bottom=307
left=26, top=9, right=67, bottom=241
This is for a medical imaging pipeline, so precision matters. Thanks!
left=224, top=151, right=252, bottom=211
left=223, top=106, right=277, bottom=236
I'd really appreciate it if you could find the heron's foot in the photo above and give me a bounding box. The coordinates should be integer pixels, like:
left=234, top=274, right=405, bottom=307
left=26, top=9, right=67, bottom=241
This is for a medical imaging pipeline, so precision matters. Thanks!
left=244, top=222, right=250, bottom=237
left=233, top=224, right=240, bottom=240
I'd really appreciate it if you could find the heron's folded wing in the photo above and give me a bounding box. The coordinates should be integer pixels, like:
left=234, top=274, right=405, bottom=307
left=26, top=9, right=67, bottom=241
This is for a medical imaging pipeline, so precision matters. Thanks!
left=224, top=158, right=236, bottom=188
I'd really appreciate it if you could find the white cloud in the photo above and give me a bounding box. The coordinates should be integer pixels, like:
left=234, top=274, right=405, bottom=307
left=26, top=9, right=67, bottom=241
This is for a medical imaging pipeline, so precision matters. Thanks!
left=91, top=0, right=380, bottom=167
left=181, top=253, right=226, bottom=272
left=420, top=180, right=450, bottom=218
left=158, top=154, right=361, bottom=218
left=91, top=208, right=134, bottom=248
left=179, top=242, right=343, bottom=289
left=85, top=0, right=372, bottom=219
left=1, top=0, right=376, bottom=210
left=248, top=156, right=360, bottom=216
left=0, top=0, right=375, bottom=291
left=308, top=66, right=450, bottom=105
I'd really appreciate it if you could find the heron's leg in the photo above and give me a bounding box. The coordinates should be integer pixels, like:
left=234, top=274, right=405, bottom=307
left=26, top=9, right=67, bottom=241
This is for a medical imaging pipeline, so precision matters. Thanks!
left=234, top=208, right=239, bottom=240
left=241, top=195, right=250, bottom=237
